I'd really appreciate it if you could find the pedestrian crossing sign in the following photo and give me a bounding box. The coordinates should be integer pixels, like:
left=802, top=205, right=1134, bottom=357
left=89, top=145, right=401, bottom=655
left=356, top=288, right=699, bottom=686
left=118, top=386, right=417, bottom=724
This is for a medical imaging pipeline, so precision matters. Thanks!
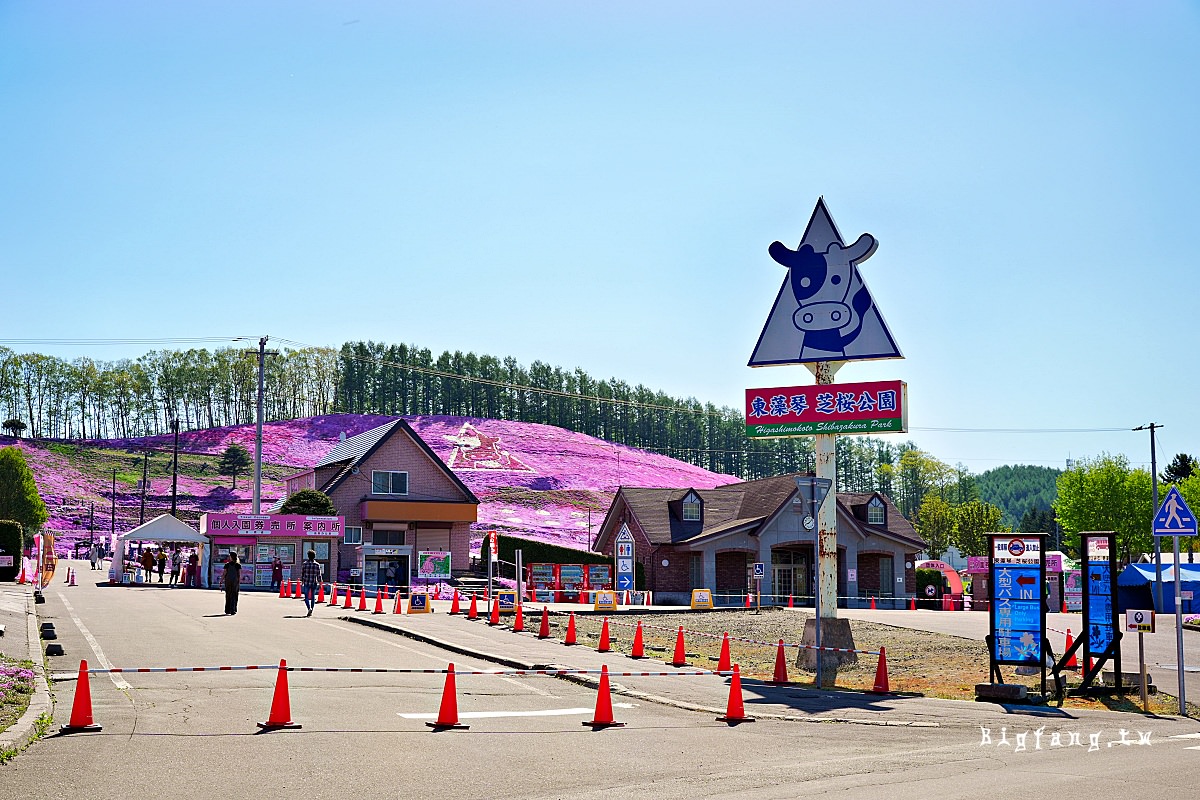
left=1153, top=487, right=1198, bottom=537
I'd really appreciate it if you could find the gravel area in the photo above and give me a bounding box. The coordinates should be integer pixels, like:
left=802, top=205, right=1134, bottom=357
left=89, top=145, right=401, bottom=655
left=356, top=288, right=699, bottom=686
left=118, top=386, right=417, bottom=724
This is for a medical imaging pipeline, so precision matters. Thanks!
left=558, top=608, right=1200, bottom=714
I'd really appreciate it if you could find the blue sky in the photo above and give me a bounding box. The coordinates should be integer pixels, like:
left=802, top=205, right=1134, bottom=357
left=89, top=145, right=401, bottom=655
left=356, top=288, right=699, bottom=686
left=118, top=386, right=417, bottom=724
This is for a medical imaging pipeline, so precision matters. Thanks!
left=2, top=1, right=1198, bottom=473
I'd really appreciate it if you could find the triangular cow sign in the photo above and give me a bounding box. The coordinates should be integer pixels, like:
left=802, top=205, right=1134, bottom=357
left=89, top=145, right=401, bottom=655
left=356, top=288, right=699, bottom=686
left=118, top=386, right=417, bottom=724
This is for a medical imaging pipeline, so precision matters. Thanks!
left=749, top=198, right=902, bottom=366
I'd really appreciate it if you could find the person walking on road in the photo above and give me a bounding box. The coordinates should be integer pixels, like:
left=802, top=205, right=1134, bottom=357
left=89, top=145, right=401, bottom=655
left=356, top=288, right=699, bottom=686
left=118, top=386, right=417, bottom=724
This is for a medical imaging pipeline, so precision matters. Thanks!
left=223, top=553, right=242, bottom=615
left=140, top=548, right=155, bottom=583
left=156, top=548, right=167, bottom=582
left=168, top=549, right=181, bottom=586
left=300, top=550, right=323, bottom=617
left=270, top=557, right=283, bottom=593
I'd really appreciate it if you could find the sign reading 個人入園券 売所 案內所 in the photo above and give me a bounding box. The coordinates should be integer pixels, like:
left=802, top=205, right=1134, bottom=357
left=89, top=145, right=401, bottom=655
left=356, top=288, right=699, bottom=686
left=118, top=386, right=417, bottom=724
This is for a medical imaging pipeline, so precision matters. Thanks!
left=745, top=380, right=906, bottom=438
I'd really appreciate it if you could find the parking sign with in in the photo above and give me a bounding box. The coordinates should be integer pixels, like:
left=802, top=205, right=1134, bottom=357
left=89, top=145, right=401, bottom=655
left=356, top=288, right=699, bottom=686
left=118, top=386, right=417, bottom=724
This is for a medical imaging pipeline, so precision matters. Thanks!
left=753, top=562, right=765, bottom=579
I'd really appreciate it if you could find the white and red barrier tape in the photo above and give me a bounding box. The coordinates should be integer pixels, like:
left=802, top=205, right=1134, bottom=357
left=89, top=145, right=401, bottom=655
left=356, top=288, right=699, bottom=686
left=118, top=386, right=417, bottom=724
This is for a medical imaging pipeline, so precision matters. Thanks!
left=80, top=665, right=731, bottom=677
left=539, top=610, right=881, bottom=657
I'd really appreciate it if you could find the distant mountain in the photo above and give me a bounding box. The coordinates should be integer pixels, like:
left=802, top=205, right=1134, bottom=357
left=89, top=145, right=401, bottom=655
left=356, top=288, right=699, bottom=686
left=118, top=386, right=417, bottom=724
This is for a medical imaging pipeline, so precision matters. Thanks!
left=16, top=413, right=740, bottom=556
left=976, top=464, right=1061, bottom=527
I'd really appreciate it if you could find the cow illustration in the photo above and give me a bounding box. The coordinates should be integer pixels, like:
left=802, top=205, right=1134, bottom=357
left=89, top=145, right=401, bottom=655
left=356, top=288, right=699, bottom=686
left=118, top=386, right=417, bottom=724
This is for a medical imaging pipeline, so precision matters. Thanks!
left=767, top=233, right=878, bottom=358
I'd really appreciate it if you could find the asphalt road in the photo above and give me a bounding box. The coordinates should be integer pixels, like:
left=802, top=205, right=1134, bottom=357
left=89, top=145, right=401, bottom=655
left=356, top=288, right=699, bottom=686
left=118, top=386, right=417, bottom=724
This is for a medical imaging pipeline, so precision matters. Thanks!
left=4, top=564, right=1200, bottom=799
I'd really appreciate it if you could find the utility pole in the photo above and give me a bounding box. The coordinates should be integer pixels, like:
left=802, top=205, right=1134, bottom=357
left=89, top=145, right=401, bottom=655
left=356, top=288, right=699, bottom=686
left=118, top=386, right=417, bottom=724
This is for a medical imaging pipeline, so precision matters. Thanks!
left=170, top=417, right=180, bottom=518
left=1134, top=423, right=1162, bottom=610
left=139, top=451, right=148, bottom=525
left=250, top=336, right=279, bottom=515
left=89, top=503, right=95, bottom=550
left=110, top=469, right=117, bottom=545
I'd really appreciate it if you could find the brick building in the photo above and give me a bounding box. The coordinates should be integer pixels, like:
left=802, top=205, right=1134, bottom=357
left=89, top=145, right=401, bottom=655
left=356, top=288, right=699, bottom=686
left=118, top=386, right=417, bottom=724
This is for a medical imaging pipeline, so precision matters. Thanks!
left=283, top=419, right=478, bottom=588
left=593, top=473, right=924, bottom=606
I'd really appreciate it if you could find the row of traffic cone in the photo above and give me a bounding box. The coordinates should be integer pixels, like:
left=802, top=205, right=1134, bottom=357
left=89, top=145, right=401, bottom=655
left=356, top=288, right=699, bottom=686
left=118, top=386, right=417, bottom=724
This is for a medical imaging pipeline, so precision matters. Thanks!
left=60, top=658, right=301, bottom=734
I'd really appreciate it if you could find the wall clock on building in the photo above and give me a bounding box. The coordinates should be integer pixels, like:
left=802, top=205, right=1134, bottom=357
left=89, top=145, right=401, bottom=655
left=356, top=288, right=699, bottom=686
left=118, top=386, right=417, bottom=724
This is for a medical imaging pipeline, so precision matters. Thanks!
left=802, top=515, right=815, bottom=531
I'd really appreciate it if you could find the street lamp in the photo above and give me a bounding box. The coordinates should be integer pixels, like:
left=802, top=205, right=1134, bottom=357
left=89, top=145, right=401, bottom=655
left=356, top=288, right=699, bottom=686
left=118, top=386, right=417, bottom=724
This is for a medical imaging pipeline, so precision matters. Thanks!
left=170, top=417, right=180, bottom=518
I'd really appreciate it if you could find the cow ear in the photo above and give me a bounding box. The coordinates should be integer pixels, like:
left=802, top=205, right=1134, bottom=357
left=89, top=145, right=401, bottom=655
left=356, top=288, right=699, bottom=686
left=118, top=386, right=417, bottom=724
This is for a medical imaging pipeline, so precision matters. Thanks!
left=768, top=240, right=796, bottom=267
left=842, top=233, right=878, bottom=263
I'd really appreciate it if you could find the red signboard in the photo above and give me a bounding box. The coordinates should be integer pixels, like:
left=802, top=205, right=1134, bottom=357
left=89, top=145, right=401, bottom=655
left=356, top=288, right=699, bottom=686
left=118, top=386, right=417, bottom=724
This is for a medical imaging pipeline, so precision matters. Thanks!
left=745, top=380, right=907, bottom=438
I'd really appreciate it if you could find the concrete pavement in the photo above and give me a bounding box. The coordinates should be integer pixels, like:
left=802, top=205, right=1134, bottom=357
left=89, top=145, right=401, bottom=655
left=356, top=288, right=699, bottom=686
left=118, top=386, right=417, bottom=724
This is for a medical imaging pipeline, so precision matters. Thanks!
left=0, top=582, right=52, bottom=758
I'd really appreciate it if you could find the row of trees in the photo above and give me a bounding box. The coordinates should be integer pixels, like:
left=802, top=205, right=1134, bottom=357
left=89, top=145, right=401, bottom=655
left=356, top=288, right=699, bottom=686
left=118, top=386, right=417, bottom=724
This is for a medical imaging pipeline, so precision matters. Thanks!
left=0, top=345, right=339, bottom=441
left=0, top=339, right=1076, bottom=527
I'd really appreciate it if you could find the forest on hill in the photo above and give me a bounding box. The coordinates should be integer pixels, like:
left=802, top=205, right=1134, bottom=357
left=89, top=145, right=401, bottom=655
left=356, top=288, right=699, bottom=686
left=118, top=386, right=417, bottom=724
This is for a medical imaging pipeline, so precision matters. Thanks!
left=0, top=340, right=1057, bottom=522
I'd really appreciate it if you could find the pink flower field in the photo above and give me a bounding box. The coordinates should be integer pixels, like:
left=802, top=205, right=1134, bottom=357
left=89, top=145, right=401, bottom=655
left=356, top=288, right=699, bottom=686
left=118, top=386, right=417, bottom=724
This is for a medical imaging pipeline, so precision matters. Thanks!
left=10, top=414, right=740, bottom=558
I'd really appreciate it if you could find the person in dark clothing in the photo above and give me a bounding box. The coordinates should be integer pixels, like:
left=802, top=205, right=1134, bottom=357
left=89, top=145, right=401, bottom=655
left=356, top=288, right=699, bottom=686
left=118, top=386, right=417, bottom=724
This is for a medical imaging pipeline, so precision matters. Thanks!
left=223, top=553, right=242, bottom=615
left=300, top=550, right=323, bottom=617
left=270, top=557, right=283, bottom=593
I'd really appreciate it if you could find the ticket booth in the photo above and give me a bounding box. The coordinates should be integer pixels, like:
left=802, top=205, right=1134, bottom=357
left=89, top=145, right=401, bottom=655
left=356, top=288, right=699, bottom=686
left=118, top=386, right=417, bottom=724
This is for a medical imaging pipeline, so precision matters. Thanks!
left=359, top=544, right=410, bottom=591
left=202, top=513, right=343, bottom=591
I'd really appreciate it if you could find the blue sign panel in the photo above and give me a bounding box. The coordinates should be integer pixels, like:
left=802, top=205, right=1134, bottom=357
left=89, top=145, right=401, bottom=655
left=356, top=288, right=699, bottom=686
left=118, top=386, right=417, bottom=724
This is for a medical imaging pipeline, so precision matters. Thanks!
left=1087, top=563, right=1113, bottom=653
left=615, top=525, right=635, bottom=593
left=992, top=564, right=1042, bottom=664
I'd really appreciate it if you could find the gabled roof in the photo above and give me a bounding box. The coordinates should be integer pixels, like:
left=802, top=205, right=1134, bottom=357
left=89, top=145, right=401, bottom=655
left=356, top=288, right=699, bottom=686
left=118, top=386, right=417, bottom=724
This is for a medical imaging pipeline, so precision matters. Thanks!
left=315, top=418, right=478, bottom=504
left=596, top=474, right=925, bottom=551
left=119, top=514, right=207, bottom=543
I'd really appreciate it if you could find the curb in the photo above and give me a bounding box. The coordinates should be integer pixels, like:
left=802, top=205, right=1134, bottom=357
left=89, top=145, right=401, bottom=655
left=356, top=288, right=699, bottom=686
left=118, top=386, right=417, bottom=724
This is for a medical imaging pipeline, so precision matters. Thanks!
left=340, top=615, right=940, bottom=728
left=0, top=586, right=52, bottom=757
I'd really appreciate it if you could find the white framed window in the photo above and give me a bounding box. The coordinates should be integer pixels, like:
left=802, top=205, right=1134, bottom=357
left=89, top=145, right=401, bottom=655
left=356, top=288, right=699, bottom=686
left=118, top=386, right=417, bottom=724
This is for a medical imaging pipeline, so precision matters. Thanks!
left=372, top=470, right=409, bottom=496
left=867, top=497, right=886, bottom=526
left=344, top=526, right=363, bottom=545
left=682, top=492, right=701, bottom=522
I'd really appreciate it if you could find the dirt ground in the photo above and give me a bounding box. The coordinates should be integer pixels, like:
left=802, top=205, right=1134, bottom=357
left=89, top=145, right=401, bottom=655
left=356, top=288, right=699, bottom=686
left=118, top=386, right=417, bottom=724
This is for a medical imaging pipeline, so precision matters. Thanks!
left=564, top=608, right=1200, bottom=715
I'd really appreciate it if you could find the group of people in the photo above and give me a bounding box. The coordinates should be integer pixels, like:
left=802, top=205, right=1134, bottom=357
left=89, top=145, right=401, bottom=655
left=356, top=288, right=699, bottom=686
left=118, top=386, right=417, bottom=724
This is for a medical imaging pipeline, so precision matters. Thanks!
left=135, top=546, right=197, bottom=585
left=221, top=550, right=323, bottom=616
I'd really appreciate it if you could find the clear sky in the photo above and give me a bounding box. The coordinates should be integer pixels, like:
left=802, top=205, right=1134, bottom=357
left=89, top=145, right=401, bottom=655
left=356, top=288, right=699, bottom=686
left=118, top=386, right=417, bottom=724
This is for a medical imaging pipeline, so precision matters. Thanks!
left=2, top=1, right=1197, bottom=474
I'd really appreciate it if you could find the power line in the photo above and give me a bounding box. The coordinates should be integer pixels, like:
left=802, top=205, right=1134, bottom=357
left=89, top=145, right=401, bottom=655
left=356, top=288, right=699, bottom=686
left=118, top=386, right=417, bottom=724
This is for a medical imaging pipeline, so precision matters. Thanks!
left=0, top=336, right=258, bottom=347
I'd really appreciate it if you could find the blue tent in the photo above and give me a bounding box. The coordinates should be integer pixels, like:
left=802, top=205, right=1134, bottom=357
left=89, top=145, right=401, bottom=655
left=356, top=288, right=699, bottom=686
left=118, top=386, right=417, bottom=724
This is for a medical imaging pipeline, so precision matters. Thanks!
left=1117, top=563, right=1200, bottom=614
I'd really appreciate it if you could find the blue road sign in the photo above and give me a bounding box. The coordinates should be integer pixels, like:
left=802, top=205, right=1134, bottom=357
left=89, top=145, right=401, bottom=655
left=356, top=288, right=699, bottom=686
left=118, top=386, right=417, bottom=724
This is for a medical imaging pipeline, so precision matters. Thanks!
left=1154, top=487, right=1198, bottom=537
left=615, top=524, right=635, bottom=593
left=617, top=574, right=633, bottom=590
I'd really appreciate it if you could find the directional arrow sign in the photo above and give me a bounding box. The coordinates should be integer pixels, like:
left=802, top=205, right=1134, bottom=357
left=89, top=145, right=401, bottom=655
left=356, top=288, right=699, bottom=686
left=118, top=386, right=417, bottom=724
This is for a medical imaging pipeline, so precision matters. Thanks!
left=617, top=574, right=633, bottom=590
left=1016, top=575, right=1036, bottom=587
left=1154, top=486, right=1198, bottom=537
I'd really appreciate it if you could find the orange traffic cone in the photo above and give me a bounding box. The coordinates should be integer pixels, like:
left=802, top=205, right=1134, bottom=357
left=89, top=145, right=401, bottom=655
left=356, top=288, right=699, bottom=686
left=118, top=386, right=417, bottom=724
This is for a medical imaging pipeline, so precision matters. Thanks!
left=16, top=564, right=25, bottom=584
left=1065, top=629, right=1078, bottom=668
left=468, top=594, right=479, bottom=620
left=871, top=647, right=890, bottom=694
left=317, top=582, right=326, bottom=604
left=282, top=580, right=291, bottom=599
left=488, top=597, right=500, bottom=626
left=393, top=591, right=404, bottom=614
left=630, top=620, right=645, bottom=659
left=357, top=588, right=368, bottom=612
left=328, top=584, right=338, bottom=606
left=670, top=626, right=687, bottom=667
left=870, top=596, right=876, bottom=610
left=770, top=640, right=789, bottom=684
left=597, top=618, right=611, bottom=653
left=257, top=659, right=302, bottom=730
left=744, top=593, right=752, bottom=609
left=450, top=590, right=461, bottom=615
left=909, top=596, right=916, bottom=610
left=60, top=660, right=102, bottom=733
left=68, top=568, right=77, bottom=586
left=787, top=595, right=794, bottom=609
left=373, top=590, right=384, bottom=614
left=382, top=584, right=390, bottom=603
left=425, top=663, right=469, bottom=730
left=717, top=632, right=731, bottom=673
left=537, top=607, right=551, bottom=639
left=513, top=603, right=524, bottom=632
left=582, top=665, right=625, bottom=729
left=716, top=664, right=755, bottom=724
left=343, top=585, right=354, bottom=609
left=565, top=612, right=578, bottom=645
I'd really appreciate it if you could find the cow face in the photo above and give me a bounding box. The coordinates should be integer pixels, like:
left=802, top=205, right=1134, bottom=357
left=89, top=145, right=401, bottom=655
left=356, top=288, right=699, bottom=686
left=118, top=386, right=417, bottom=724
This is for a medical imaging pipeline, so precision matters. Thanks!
left=768, top=233, right=878, bottom=350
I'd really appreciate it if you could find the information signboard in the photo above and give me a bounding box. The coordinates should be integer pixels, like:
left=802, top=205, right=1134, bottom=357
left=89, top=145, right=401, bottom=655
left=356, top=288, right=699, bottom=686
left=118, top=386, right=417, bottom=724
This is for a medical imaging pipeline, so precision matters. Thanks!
left=615, top=525, right=635, bottom=592
left=690, top=589, right=714, bottom=610
left=989, top=534, right=1045, bottom=667
left=1084, top=533, right=1116, bottom=660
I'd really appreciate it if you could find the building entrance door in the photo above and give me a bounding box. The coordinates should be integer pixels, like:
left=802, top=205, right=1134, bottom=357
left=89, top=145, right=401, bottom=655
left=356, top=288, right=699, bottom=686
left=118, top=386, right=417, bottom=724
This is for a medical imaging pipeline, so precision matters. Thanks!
left=772, top=550, right=809, bottom=602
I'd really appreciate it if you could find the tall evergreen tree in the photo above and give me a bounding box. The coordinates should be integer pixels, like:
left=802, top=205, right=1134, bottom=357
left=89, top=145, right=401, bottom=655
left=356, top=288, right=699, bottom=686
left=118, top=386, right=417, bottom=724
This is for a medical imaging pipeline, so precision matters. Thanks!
left=0, top=446, right=48, bottom=547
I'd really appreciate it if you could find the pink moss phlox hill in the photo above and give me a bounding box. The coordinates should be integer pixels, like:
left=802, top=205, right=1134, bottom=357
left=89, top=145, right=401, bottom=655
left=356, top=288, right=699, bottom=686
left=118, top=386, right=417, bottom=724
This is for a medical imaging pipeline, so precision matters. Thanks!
left=12, top=414, right=739, bottom=557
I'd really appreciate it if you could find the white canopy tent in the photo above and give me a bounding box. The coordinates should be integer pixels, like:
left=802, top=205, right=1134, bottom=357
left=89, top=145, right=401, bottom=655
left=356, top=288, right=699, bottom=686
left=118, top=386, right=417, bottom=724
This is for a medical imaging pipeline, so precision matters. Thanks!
left=111, top=514, right=210, bottom=586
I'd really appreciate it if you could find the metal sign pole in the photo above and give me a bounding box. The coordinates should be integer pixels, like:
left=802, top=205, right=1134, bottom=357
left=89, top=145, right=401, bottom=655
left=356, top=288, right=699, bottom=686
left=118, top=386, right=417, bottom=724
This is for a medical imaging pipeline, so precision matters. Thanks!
left=1140, top=630, right=1149, bottom=713
left=1175, top=534, right=1186, bottom=715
